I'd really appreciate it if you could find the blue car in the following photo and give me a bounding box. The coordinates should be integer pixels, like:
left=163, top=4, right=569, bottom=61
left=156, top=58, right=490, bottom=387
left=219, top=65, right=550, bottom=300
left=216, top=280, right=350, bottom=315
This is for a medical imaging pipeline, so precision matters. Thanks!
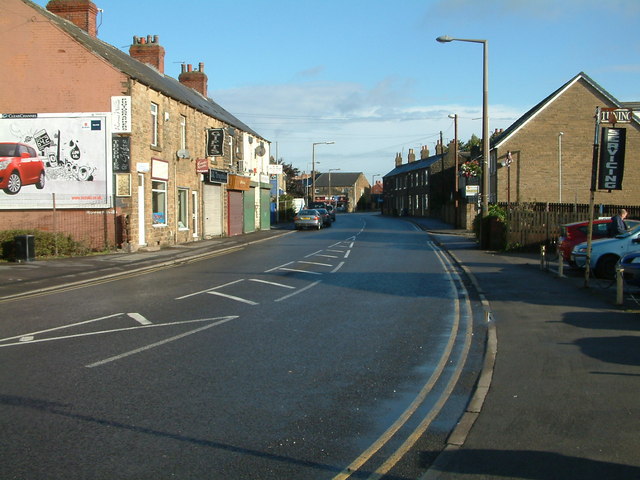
left=621, top=252, right=640, bottom=286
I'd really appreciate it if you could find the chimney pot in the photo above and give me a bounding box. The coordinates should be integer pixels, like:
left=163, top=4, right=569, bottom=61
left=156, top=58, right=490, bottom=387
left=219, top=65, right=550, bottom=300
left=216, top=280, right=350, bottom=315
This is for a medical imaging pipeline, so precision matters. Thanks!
left=129, top=33, right=165, bottom=73
left=47, top=0, right=99, bottom=37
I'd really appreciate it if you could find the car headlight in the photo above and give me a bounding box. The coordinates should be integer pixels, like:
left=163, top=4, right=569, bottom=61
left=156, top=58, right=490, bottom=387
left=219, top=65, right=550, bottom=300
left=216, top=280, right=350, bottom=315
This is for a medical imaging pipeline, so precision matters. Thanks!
left=574, top=247, right=587, bottom=254
left=0, top=159, right=11, bottom=170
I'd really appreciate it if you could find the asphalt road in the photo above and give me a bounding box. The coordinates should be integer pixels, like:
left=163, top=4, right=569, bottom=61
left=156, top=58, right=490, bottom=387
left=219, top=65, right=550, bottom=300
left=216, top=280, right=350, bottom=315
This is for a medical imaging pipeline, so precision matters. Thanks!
left=0, top=213, right=486, bottom=479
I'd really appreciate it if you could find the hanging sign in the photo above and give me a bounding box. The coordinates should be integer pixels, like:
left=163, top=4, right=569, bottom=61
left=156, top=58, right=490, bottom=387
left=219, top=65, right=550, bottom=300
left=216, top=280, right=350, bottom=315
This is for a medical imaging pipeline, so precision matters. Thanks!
left=598, top=127, right=626, bottom=190
left=206, top=128, right=225, bottom=156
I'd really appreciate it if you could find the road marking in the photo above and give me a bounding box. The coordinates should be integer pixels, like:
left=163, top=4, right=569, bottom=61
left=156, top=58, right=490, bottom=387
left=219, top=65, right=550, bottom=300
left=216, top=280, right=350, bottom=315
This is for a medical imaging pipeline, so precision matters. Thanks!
left=86, top=316, right=238, bottom=368
left=331, top=262, right=344, bottom=273
left=206, top=290, right=259, bottom=305
left=0, top=317, right=236, bottom=350
left=0, top=313, right=124, bottom=344
left=264, top=261, right=294, bottom=273
left=344, top=250, right=351, bottom=258
left=326, top=249, right=344, bottom=253
left=274, top=280, right=321, bottom=302
left=248, top=278, right=295, bottom=289
left=334, top=243, right=471, bottom=480
left=278, top=268, right=322, bottom=275
left=298, top=261, right=333, bottom=267
left=304, top=250, right=323, bottom=258
left=175, top=279, right=245, bottom=300
left=315, top=254, right=339, bottom=259
left=128, top=313, right=152, bottom=325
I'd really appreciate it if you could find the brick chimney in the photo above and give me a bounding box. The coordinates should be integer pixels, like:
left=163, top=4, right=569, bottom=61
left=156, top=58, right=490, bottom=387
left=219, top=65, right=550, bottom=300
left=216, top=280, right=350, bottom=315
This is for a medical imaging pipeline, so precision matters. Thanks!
left=179, top=63, right=208, bottom=97
left=129, top=35, right=165, bottom=73
left=435, top=139, right=444, bottom=155
left=395, top=152, right=402, bottom=167
left=47, top=0, right=98, bottom=37
left=420, top=145, right=430, bottom=159
left=408, top=148, right=416, bottom=163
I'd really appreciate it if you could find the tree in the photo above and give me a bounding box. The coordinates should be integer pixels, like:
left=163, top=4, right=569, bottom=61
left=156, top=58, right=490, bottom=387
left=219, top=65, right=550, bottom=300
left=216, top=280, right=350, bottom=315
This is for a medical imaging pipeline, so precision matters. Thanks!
left=279, top=161, right=305, bottom=197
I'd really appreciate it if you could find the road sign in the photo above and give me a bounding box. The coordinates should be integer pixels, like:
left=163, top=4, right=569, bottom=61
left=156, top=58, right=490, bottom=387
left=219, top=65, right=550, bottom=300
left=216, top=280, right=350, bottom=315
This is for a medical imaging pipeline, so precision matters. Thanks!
left=599, top=108, right=633, bottom=124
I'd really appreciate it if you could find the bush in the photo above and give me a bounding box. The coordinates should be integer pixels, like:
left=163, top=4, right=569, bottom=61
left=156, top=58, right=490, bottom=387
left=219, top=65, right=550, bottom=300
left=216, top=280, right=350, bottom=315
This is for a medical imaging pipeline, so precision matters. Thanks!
left=0, top=230, right=90, bottom=261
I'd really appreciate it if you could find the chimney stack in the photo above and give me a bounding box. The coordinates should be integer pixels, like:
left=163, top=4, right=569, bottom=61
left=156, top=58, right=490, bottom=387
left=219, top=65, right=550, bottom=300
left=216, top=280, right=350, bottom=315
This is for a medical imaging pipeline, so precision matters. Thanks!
left=420, top=145, right=430, bottom=159
left=47, top=0, right=98, bottom=37
left=435, top=139, right=444, bottom=155
left=129, top=35, right=165, bottom=73
left=395, top=152, right=402, bottom=167
left=179, top=62, right=208, bottom=97
left=408, top=148, right=416, bottom=163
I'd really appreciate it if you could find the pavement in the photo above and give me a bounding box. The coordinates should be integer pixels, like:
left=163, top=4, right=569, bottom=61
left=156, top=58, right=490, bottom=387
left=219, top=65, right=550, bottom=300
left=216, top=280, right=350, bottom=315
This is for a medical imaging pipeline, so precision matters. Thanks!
left=1, top=214, right=639, bottom=479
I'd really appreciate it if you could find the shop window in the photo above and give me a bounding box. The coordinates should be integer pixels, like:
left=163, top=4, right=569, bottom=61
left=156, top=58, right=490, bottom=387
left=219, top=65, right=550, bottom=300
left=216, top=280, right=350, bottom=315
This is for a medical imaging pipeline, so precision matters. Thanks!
left=177, top=188, right=188, bottom=230
left=152, top=180, right=167, bottom=225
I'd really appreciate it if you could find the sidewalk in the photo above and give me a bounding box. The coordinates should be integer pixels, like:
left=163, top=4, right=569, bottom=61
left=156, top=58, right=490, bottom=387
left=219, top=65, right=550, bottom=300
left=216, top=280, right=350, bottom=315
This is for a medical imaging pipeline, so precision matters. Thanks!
left=1, top=216, right=638, bottom=479
left=407, top=217, right=640, bottom=480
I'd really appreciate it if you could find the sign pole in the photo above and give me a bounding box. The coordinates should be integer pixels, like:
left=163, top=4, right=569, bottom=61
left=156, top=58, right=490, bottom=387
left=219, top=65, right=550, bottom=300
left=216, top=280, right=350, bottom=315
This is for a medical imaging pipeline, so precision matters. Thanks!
left=584, top=107, right=601, bottom=288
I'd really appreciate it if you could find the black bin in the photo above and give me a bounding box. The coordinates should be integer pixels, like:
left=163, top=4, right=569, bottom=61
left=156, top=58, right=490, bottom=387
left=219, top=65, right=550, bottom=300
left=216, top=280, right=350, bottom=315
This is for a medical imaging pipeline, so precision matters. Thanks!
left=15, top=235, right=35, bottom=262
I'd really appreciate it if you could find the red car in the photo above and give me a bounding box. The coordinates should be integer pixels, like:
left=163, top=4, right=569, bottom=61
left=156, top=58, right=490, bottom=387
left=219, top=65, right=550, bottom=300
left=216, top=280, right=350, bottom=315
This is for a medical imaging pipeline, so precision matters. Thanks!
left=0, top=142, right=46, bottom=194
left=558, top=219, right=613, bottom=264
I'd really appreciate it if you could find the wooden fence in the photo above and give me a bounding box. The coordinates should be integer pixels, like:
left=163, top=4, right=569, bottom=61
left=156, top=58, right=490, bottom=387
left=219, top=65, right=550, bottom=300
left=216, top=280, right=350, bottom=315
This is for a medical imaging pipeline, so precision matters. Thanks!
left=500, top=202, right=640, bottom=249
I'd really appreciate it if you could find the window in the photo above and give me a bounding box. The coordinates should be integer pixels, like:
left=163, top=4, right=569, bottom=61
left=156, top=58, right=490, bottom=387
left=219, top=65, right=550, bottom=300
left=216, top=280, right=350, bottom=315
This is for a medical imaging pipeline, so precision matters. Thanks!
left=152, top=180, right=167, bottom=225
left=180, top=115, right=187, bottom=150
left=150, top=102, right=159, bottom=147
left=177, top=188, right=188, bottom=229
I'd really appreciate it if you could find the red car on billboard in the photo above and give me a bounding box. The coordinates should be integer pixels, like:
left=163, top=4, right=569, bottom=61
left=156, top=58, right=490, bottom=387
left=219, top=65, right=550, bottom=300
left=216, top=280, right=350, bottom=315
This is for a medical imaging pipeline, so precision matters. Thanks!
left=0, top=142, right=46, bottom=195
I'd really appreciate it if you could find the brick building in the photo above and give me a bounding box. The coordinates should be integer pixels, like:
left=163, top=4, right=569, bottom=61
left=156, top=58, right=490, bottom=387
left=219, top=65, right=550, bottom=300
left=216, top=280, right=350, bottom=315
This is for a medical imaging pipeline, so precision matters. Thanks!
left=313, top=172, right=370, bottom=212
left=0, top=0, right=270, bottom=251
left=492, top=72, right=640, bottom=206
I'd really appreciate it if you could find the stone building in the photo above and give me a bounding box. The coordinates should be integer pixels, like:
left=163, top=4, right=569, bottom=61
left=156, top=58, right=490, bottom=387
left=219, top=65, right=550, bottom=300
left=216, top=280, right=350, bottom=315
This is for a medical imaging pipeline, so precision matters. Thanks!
left=0, top=0, right=270, bottom=251
left=313, top=172, right=370, bottom=212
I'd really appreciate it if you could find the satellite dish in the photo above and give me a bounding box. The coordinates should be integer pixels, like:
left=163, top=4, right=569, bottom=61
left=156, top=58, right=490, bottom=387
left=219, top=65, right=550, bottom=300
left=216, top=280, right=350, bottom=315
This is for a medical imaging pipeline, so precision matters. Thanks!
left=176, top=149, right=190, bottom=159
left=255, top=143, right=266, bottom=157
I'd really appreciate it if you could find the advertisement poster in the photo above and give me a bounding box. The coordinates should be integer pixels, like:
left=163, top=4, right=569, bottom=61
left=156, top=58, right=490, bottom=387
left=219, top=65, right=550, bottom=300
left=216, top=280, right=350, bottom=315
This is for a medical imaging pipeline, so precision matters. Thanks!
left=0, top=113, right=112, bottom=208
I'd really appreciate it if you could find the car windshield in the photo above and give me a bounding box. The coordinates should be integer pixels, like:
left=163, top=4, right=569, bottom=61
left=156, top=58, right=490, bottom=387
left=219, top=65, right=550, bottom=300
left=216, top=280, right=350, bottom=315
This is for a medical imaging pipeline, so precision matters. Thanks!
left=298, top=210, right=317, bottom=215
left=316, top=209, right=328, bottom=214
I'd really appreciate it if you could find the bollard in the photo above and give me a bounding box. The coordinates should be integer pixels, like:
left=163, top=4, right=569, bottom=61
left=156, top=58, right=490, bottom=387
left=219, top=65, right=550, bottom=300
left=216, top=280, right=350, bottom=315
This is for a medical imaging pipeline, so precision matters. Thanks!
left=616, top=264, right=624, bottom=306
left=558, top=244, right=564, bottom=278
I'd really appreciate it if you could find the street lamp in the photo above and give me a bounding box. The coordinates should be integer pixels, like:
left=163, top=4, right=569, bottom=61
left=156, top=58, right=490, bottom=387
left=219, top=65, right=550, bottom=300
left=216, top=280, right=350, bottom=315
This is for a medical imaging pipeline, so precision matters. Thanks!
left=448, top=114, right=459, bottom=227
left=312, top=141, right=334, bottom=204
left=437, top=35, right=489, bottom=218
left=328, top=168, right=340, bottom=207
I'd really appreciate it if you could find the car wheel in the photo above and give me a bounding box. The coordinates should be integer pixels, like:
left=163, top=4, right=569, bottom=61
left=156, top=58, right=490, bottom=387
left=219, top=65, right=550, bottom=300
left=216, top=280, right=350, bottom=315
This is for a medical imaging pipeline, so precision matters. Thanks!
left=595, top=254, right=619, bottom=279
left=4, top=171, right=22, bottom=195
left=36, top=171, right=45, bottom=189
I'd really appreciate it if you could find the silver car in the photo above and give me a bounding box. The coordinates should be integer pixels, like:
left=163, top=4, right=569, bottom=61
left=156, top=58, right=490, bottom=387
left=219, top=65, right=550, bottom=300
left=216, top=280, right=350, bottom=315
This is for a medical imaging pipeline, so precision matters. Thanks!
left=294, top=209, right=322, bottom=230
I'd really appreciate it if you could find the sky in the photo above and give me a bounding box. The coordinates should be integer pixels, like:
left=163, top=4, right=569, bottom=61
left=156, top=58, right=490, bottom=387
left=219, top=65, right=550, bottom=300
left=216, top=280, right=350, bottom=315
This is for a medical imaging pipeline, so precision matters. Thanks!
left=33, top=0, right=640, bottom=184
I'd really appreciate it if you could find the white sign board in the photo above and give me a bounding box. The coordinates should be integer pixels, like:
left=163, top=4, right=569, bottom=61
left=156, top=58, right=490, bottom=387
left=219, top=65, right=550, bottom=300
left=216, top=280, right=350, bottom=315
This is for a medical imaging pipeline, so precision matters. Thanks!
left=0, top=113, right=112, bottom=208
left=267, top=164, right=283, bottom=175
left=111, top=96, right=132, bottom=133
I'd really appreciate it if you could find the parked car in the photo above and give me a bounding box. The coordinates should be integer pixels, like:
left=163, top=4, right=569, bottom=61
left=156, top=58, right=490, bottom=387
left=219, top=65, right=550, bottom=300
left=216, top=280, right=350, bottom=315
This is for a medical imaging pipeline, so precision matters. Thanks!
left=571, top=222, right=640, bottom=279
left=0, top=142, right=46, bottom=195
left=558, top=218, right=613, bottom=264
left=620, top=252, right=640, bottom=286
left=294, top=209, right=322, bottom=230
left=315, top=208, right=332, bottom=227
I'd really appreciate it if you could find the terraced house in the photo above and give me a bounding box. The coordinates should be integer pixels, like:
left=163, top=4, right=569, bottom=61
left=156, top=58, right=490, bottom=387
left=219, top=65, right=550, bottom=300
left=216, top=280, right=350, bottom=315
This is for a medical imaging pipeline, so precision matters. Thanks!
left=0, top=0, right=271, bottom=251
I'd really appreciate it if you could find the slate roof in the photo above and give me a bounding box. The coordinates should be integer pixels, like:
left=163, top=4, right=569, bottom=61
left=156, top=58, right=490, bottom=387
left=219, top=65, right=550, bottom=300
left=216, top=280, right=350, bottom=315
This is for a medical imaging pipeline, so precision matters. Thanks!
left=383, top=155, right=443, bottom=178
left=23, top=0, right=266, bottom=141
left=314, top=172, right=365, bottom=187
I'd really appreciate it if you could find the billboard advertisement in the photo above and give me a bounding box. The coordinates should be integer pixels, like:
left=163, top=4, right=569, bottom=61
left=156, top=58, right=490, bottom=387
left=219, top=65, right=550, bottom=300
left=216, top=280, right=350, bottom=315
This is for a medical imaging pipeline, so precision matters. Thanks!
left=0, top=113, right=112, bottom=208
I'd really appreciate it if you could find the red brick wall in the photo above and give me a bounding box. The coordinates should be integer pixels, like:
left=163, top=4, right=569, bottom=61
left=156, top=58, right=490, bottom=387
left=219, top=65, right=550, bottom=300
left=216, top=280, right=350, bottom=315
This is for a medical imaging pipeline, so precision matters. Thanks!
left=0, top=0, right=127, bottom=114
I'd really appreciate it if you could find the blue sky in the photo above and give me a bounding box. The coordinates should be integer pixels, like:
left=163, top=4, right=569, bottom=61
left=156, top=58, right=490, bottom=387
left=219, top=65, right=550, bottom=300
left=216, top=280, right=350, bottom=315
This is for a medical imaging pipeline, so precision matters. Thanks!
left=33, top=0, right=640, bottom=183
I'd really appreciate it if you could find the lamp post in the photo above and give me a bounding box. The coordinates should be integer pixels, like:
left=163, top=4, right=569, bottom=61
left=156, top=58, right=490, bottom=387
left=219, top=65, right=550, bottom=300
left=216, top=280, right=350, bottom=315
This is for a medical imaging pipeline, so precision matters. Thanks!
left=328, top=168, right=340, bottom=207
left=448, top=114, right=459, bottom=227
left=558, top=132, right=564, bottom=203
left=437, top=35, right=489, bottom=218
left=312, top=141, right=334, bottom=204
